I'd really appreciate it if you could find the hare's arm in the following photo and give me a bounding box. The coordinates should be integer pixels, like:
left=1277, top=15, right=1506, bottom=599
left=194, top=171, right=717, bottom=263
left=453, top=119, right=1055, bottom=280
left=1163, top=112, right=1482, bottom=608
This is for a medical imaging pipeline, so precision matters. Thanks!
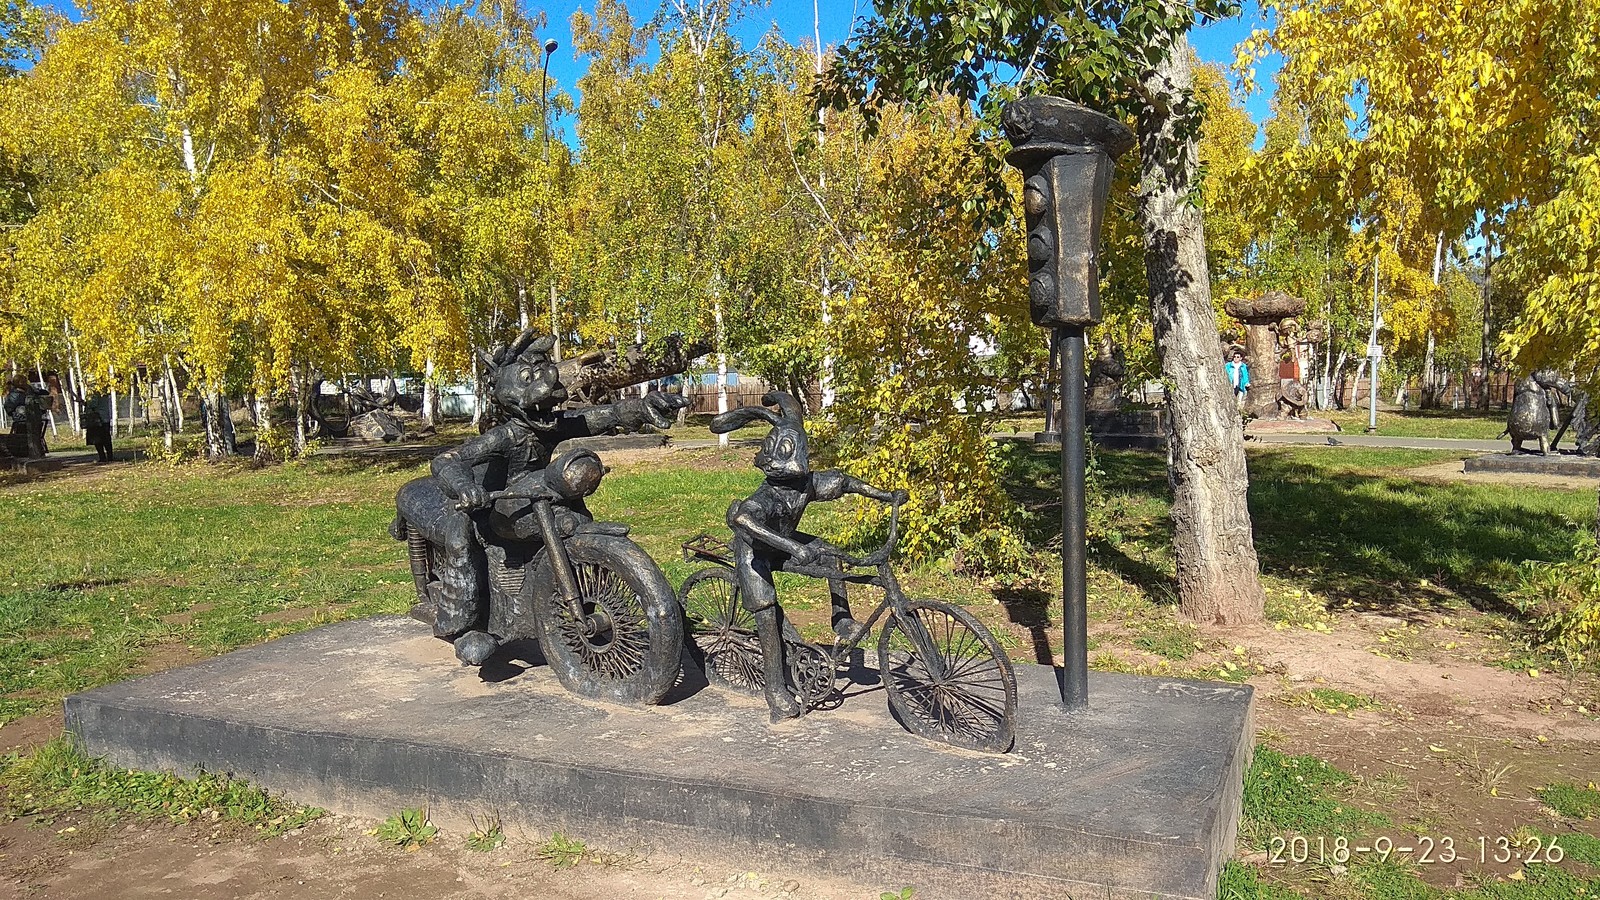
left=812, top=469, right=895, bottom=503
left=727, top=498, right=809, bottom=557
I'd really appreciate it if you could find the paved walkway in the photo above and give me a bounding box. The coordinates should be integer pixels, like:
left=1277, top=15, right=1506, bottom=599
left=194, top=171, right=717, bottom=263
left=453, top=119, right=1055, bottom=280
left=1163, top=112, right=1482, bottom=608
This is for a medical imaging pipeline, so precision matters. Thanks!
left=1246, top=433, right=1504, bottom=453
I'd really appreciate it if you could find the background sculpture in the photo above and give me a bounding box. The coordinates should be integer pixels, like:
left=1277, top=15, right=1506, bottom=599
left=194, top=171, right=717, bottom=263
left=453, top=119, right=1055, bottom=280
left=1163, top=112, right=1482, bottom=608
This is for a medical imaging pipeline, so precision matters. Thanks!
left=1223, top=290, right=1305, bottom=420
left=3, top=375, right=52, bottom=459
left=1503, top=369, right=1574, bottom=454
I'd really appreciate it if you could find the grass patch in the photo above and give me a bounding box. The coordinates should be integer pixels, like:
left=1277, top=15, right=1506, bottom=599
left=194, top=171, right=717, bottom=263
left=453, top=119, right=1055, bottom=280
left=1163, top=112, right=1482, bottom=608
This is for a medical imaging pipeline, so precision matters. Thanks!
left=369, top=806, right=437, bottom=850
left=1244, top=745, right=1391, bottom=835
left=1132, top=621, right=1200, bottom=660
left=1, top=737, right=322, bottom=835
left=1217, top=860, right=1301, bottom=900
left=1551, top=831, right=1600, bottom=866
left=1324, top=408, right=1507, bottom=440
left=537, top=831, right=590, bottom=869
left=1280, top=687, right=1378, bottom=715
left=465, top=812, right=505, bottom=851
left=1536, top=782, right=1600, bottom=820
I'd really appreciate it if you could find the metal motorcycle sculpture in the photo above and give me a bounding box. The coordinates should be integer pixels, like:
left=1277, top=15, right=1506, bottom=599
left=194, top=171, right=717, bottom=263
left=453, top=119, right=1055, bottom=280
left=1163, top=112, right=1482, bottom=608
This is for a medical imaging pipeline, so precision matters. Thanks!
left=391, top=329, right=688, bottom=704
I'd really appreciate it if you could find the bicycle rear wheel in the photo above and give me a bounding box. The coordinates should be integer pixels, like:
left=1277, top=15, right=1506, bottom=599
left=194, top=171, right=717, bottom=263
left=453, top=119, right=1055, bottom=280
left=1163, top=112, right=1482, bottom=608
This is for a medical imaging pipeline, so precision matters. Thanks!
left=878, top=600, right=1017, bottom=753
left=679, top=568, right=762, bottom=694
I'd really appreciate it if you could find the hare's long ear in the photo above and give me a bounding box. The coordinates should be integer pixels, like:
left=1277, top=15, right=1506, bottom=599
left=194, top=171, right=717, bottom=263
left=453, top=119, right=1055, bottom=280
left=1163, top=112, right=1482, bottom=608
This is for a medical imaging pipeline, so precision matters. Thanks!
left=710, top=405, right=782, bottom=434
left=761, top=391, right=805, bottom=425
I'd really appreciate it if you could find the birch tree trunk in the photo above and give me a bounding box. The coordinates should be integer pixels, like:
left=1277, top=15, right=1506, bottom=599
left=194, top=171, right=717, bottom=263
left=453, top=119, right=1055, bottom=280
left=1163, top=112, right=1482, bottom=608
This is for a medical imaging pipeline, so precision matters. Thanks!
left=1136, top=35, right=1265, bottom=625
left=107, top=364, right=118, bottom=440
left=202, top=389, right=235, bottom=459
left=160, top=362, right=179, bottom=451
left=422, top=356, right=438, bottom=427
left=714, top=298, right=729, bottom=448
left=253, top=392, right=275, bottom=463
left=291, top=366, right=309, bottom=455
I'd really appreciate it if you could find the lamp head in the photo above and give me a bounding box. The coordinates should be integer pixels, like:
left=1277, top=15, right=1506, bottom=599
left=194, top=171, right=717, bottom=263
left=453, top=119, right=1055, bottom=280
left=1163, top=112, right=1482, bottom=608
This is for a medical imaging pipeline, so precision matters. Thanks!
left=544, top=38, right=559, bottom=55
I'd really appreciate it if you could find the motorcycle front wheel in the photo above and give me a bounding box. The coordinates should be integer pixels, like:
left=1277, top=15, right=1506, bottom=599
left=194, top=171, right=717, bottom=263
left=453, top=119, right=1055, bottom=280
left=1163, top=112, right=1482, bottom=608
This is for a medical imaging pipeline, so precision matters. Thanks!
left=531, top=533, right=684, bottom=705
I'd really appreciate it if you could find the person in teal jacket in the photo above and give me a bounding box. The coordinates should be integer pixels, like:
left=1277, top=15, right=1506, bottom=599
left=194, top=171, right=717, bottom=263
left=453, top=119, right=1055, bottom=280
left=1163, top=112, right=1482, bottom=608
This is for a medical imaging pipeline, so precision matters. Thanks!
left=1225, top=349, right=1250, bottom=406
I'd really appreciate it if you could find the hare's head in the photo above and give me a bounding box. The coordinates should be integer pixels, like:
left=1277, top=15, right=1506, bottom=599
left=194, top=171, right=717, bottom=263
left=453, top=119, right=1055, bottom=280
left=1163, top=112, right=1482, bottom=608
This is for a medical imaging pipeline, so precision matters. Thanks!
left=710, top=391, right=808, bottom=480
left=478, top=329, right=566, bottom=421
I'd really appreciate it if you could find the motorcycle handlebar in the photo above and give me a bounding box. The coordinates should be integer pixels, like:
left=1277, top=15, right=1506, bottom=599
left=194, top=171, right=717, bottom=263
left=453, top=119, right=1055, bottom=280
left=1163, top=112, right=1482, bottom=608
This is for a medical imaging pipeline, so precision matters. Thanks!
left=454, top=488, right=554, bottom=511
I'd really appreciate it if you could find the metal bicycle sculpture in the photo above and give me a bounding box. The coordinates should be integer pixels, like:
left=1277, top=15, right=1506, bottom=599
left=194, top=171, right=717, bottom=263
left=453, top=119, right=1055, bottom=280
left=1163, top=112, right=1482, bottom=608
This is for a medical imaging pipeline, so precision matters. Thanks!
left=679, top=392, right=1018, bottom=753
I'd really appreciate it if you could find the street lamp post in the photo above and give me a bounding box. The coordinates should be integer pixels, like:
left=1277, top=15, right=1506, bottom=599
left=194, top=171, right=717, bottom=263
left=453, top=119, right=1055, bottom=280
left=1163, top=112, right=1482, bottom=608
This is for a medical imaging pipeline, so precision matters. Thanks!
left=541, top=37, right=560, bottom=361
left=1001, top=97, right=1134, bottom=712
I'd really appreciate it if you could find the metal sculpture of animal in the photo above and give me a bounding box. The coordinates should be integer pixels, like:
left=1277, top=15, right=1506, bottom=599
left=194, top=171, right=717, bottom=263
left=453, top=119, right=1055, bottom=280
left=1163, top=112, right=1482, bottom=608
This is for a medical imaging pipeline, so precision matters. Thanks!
left=710, top=391, right=904, bottom=722
left=390, top=328, right=690, bottom=670
left=1551, top=387, right=1598, bottom=457
left=1502, top=369, right=1574, bottom=454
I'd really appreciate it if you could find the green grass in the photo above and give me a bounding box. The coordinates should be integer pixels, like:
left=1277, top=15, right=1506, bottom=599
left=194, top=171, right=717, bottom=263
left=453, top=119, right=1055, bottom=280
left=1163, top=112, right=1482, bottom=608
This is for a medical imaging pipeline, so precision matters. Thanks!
left=1243, top=745, right=1391, bottom=835
left=1, top=737, right=322, bottom=834
left=369, top=807, right=437, bottom=850
left=1537, top=783, right=1600, bottom=820
left=1280, top=687, right=1378, bottom=714
left=536, top=831, right=590, bottom=869
left=1230, top=750, right=1600, bottom=900
left=1324, top=408, right=1508, bottom=440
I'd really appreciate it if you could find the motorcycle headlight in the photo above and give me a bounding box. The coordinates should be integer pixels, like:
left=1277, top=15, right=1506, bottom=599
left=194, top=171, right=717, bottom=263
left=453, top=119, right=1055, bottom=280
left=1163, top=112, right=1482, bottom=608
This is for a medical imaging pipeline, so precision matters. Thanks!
left=546, top=449, right=604, bottom=500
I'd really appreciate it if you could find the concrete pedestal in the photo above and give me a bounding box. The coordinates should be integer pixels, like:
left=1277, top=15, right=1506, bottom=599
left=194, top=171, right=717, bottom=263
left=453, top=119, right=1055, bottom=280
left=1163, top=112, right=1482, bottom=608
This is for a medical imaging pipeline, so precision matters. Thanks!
left=65, top=616, right=1253, bottom=900
left=1464, top=452, right=1600, bottom=479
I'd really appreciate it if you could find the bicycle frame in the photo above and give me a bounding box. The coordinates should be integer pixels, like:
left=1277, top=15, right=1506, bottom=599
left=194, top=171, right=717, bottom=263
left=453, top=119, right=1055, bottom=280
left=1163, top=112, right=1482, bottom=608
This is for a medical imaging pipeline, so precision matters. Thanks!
left=778, top=505, right=949, bottom=682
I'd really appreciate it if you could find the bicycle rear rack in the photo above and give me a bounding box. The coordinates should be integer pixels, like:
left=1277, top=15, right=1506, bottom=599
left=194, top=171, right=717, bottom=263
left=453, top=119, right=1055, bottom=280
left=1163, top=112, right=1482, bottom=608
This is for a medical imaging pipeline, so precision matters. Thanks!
left=680, top=533, right=733, bottom=567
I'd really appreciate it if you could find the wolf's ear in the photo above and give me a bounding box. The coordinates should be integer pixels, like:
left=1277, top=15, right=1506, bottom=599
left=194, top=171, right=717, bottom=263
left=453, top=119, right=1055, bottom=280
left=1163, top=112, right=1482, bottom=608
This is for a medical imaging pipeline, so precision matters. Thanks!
left=476, top=348, right=499, bottom=373
left=525, top=334, right=557, bottom=357
left=710, top=405, right=782, bottom=434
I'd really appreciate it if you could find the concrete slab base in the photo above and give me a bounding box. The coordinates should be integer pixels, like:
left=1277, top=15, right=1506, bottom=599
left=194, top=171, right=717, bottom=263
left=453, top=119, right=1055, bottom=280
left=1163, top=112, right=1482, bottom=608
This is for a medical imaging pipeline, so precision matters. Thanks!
left=65, top=616, right=1253, bottom=900
left=1244, top=417, right=1340, bottom=436
left=1464, top=452, right=1600, bottom=479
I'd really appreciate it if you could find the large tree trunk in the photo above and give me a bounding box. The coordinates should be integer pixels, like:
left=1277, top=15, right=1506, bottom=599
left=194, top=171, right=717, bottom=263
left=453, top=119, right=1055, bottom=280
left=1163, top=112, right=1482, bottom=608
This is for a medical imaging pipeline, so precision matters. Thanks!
left=202, top=389, right=235, bottom=460
left=1136, top=36, right=1265, bottom=625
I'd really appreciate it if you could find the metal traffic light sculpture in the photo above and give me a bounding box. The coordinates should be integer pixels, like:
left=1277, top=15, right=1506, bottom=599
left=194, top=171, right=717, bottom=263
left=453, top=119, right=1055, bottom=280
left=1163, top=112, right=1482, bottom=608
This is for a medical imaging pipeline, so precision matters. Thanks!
left=1002, top=97, right=1134, bottom=710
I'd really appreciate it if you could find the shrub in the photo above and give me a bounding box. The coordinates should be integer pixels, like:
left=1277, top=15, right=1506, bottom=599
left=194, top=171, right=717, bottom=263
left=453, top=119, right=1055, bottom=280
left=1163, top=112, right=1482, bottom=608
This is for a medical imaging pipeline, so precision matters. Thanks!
left=1513, top=529, right=1600, bottom=668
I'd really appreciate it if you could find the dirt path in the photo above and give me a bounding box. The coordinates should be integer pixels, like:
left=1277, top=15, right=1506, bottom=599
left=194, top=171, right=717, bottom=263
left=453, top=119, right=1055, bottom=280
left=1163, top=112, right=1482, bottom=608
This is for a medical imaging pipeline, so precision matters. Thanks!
left=0, top=812, right=873, bottom=900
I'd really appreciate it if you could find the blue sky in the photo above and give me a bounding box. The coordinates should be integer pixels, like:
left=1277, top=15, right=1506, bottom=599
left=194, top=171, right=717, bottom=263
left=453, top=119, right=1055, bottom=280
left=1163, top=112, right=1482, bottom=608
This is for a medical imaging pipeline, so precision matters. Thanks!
left=533, top=1, right=1282, bottom=128
left=34, top=0, right=1282, bottom=129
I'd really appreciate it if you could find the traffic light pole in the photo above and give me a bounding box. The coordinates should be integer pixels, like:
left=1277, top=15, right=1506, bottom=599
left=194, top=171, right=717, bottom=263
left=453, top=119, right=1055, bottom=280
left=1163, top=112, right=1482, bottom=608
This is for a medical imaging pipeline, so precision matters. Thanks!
left=1001, top=96, right=1133, bottom=712
left=1058, top=325, right=1090, bottom=710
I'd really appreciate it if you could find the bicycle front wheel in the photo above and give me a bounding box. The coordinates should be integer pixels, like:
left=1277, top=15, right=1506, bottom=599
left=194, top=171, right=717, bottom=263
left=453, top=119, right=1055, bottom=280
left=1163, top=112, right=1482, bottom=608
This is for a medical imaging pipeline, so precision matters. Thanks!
left=878, top=600, right=1017, bottom=753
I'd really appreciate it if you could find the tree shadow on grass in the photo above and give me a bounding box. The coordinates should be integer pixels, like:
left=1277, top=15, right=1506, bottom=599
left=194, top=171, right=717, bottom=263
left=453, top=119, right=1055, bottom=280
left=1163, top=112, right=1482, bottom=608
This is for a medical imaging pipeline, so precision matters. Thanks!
left=999, top=441, right=1588, bottom=618
left=1245, top=449, right=1586, bottom=616
left=311, top=443, right=448, bottom=476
